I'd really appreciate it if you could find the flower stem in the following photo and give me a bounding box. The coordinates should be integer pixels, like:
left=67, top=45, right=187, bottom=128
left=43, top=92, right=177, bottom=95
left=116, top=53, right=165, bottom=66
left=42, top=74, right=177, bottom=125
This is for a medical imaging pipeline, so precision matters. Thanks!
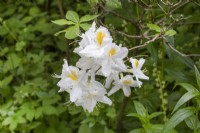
left=116, top=96, right=129, bottom=133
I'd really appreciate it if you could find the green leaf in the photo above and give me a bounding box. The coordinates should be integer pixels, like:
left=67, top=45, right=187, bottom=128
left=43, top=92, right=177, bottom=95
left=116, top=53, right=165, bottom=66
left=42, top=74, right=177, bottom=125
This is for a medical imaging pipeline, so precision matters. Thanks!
left=2, top=117, right=12, bottom=125
left=42, top=105, right=57, bottom=115
left=105, top=127, right=115, bottom=133
left=80, top=15, right=98, bottom=23
left=172, top=91, right=200, bottom=113
left=134, top=101, right=147, bottom=117
left=26, top=110, right=35, bottom=121
left=150, top=124, right=163, bottom=132
left=78, top=124, right=91, bottom=133
left=127, top=113, right=147, bottom=123
left=165, top=29, right=177, bottom=36
left=162, top=107, right=195, bottom=132
left=91, top=125, right=105, bottom=133
left=176, top=83, right=198, bottom=92
left=87, top=0, right=98, bottom=5
left=185, top=114, right=200, bottom=130
left=46, top=127, right=57, bottom=133
left=147, top=24, right=161, bottom=32
left=106, top=107, right=116, bottom=118
left=15, top=41, right=26, bottom=51
left=65, top=10, right=79, bottom=23
left=9, top=121, right=17, bottom=131
left=194, top=65, right=200, bottom=89
left=65, top=25, right=80, bottom=39
left=29, top=122, right=42, bottom=130
left=80, top=23, right=91, bottom=31
left=35, top=107, right=43, bottom=119
left=4, top=53, right=21, bottom=71
left=150, top=125, right=178, bottom=133
left=0, top=75, right=13, bottom=88
left=52, top=19, right=75, bottom=25
left=149, top=112, right=163, bottom=119
left=17, top=116, right=26, bottom=124
left=129, top=128, right=146, bottom=133
left=29, top=7, right=40, bottom=16
left=106, top=0, right=122, bottom=9
left=143, top=123, right=153, bottom=133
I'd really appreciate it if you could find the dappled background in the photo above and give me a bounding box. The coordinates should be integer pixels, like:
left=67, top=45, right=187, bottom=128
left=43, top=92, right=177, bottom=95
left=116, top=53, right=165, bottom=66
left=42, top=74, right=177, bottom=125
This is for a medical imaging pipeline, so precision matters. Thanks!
left=0, top=0, right=200, bottom=133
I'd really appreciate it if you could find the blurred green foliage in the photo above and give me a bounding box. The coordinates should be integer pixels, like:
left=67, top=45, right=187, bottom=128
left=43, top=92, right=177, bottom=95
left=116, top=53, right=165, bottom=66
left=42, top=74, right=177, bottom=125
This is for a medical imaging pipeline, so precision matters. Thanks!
left=0, top=0, right=200, bottom=133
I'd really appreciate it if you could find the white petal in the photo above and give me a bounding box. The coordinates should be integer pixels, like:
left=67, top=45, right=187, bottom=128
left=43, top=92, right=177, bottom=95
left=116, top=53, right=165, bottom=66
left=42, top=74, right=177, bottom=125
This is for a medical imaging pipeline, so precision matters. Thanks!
left=134, top=70, right=149, bottom=80
left=131, top=80, right=143, bottom=88
left=93, top=80, right=105, bottom=91
left=57, top=78, right=74, bottom=89
left=113, top=59, right=127, bottom=72
left=76, top=57, right=93, bottom=70
left=135, top=76, right=142, bottom=88
left=70, top=86, right=82, bottom=102
left=115, top=47, right=128, bottom=59
left=130, top=58, right=138, bottom=69
left=138, top=58, right=145, bottom=70
left=96, top=96, right=112, bottom=105
left=101, top=59, right=111, bottom=77
left=80, top=45, right=104, bottom=58
left=84, top=97, right=96, bottom=113
left=105, top=75, right=113, bottom=88
left=108, top=85, right=121, bottom=96
left=122, top=85, right=131, bottom=97
left=90, top=21, right=96, bottom=32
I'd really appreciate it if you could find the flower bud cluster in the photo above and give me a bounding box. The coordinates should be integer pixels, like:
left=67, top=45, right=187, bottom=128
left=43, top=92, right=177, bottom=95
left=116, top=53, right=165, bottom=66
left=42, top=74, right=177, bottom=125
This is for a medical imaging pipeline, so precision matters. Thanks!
left=153, top=63, right=168, bottom=121
left=57, top=22, right=149, bottom=113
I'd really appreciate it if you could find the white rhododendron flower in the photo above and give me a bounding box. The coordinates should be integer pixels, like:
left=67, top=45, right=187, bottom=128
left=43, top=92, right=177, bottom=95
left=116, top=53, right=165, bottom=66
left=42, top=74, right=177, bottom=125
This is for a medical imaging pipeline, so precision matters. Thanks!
left=75, top=72, right=112, bottom=112
left=108, top=75, right=142, bottom=97
left=79, top=22, right=113, bottom=58
left=57, top=59, right=87, bottom=102
left=74, top=22, right=96, bottom=55
left=130, top=58, right=149, bottom=87
left=101, top=43, right=128, bottom=76
left=57, top=21, right=149, bottom=113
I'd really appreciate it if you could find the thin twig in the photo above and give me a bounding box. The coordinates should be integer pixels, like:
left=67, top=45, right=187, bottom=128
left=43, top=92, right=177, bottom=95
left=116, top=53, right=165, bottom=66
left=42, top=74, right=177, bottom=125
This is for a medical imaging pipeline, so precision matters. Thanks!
left=173, top=0, right=182, bottom=7
left=166, top=42, right=200, bottom=57
left=129, top=34, right=160, bottom=51
left=163, top=36, right=200, bottom=57
left=192, top=1, right=200, bottom=6
left=113, top=30, right=142, bottom=38
left=157, top=1, right=167, bottom=15
left=56, top=0, right=64, bottom=18
left=170, top=0, right=191, bottom=14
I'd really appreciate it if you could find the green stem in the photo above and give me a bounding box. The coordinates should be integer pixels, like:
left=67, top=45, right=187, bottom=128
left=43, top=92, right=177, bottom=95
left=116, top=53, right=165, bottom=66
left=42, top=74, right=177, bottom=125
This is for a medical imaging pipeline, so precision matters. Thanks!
left=116, top=96, right=129, bottom=133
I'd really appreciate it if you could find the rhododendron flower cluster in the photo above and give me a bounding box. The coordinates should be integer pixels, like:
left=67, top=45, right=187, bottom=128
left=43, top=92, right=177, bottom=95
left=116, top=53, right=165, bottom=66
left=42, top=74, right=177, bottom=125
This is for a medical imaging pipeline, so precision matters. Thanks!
left=57, top=22, right=149, bottom=113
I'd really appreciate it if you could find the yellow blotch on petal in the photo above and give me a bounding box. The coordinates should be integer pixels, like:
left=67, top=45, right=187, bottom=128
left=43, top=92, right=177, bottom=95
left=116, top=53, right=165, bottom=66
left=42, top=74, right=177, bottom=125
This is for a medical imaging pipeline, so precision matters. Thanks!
left=68, top=71, right=78, bottom=81
left=108, top=48, right=116, bottom=57
left=122, top=80, right=133, bottom=85
left=96, top=31, right=105, bottom=47
left=135, top=60, right=139, bottom=68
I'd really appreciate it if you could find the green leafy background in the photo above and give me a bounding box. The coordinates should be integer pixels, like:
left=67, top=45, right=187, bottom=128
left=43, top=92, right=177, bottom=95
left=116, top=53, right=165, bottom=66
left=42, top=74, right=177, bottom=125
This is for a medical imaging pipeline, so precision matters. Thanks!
left=0, top=0, right=200, bottom=133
